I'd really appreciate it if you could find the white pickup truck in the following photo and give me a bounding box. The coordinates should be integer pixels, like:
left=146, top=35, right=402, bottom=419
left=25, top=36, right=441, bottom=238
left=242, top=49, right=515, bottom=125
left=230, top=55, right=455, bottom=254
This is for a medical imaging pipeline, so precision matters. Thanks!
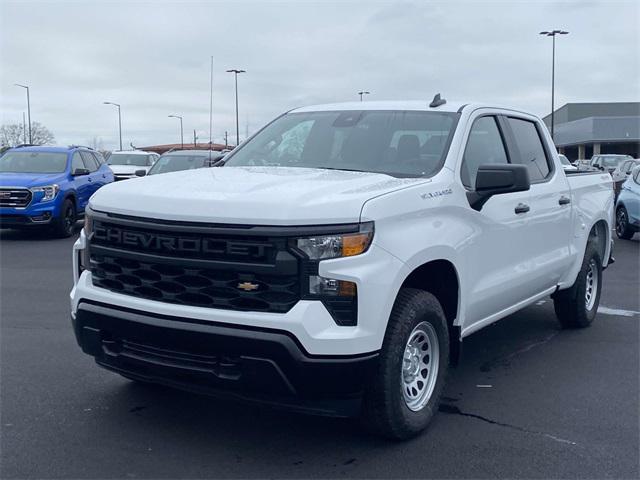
left=70, top=97, right=614, bottom=439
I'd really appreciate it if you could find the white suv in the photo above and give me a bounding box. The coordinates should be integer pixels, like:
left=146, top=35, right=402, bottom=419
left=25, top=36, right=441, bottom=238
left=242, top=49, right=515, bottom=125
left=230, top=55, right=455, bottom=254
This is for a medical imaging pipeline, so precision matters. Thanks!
left=107, top=150, right=159, bottom=180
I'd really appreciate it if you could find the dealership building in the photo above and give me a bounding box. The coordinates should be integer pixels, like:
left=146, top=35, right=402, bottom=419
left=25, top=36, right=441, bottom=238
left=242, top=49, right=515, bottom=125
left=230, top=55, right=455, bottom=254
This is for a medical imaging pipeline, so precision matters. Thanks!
left=543, top=102, right=640, bottom=161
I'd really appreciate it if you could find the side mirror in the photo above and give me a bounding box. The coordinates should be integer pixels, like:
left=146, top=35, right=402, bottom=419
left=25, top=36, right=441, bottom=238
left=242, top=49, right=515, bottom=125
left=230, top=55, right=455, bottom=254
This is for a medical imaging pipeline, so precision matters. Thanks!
left=468, top=164, right=530, bottom=211
left=135, top=169, right=146, bottom=177
left=72, top=167, right=90, bottom=176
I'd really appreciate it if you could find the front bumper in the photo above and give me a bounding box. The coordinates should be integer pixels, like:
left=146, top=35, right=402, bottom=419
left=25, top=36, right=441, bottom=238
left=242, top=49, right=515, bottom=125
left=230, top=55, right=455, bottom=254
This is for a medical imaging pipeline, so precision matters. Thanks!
left=73, top=300, right=378, bottom=417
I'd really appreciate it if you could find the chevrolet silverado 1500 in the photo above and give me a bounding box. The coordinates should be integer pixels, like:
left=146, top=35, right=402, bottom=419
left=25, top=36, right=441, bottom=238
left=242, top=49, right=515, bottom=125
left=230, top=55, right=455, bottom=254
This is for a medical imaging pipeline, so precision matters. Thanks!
left=70, top=98, right=614, bottom=439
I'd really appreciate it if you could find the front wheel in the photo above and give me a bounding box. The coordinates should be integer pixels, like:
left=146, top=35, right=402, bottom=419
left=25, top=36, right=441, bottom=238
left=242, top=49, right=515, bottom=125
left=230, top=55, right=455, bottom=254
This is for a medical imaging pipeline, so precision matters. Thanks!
left=616, top=206, right=635, bottom=240
left=553, top=243, right=602, bottom=328
left=52, top=199, right=76, bottom=238
left=361, top=289, right=449, bottom=440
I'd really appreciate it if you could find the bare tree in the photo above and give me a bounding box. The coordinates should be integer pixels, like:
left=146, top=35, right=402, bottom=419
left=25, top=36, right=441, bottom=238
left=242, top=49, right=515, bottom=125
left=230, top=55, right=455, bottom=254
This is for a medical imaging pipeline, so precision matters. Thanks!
left=0, top=121, right=55, bottom=147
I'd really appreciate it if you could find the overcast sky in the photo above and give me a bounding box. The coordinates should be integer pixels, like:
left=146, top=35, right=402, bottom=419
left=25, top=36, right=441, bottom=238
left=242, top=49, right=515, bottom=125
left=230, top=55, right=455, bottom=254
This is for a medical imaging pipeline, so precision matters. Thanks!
left=1, top=0, right=638, bottom=150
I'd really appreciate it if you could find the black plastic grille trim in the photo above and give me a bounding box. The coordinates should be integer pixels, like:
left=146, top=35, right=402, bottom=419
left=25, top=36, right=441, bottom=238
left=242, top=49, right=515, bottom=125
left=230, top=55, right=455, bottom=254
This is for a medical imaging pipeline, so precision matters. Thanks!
left=91, top=252, right=300, bottom=313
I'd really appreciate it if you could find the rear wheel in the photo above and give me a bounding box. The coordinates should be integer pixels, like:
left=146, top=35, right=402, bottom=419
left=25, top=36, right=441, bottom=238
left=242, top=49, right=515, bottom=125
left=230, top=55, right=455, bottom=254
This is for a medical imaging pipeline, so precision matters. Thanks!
left=616, top=206, right=635, bottom=240
left=553, top=243, right=602, bottom=328
left=361, top=289, right=449, bottom=440
left=52, top=199, right=76, bottom=238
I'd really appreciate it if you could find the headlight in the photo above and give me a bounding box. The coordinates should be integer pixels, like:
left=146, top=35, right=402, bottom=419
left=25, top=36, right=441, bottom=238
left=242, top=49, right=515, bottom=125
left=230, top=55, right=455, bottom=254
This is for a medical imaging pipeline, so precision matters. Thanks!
left=293, top=223, right=374, bottom=260
left=31, top=184, right=59, bottom=202
left=83, top=210, right=93, bottom=236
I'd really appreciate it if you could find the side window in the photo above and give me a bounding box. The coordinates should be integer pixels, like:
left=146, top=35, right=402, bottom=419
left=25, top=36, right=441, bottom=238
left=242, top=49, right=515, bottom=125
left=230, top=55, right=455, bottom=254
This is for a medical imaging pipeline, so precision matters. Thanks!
left=149, top=155, right=157, bottom=166
left=461, top=116, right=509, bottom=188
left=80, top=151, right=99, bottom=172
left=93, top=152, right=106, bottom=165
left=71, top=152, right=84, bottom=173
left=633, top=168, right=640, bottom=184
left=505, top=117, right=551, bottom=182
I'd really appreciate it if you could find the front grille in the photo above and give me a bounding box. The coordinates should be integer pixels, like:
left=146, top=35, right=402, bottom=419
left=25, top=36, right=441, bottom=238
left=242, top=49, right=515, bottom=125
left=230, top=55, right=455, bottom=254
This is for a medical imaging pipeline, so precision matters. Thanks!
left=88, top=215, right=302, bottom=313
left=90, top=253, right=300, bottom=313
left=0, top=188, right=32, bottom=208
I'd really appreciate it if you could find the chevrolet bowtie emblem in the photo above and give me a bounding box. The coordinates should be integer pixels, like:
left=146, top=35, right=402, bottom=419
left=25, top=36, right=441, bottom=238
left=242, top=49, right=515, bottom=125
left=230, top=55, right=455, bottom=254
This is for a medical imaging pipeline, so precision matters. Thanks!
left=237, top=281, right=259, bottom=291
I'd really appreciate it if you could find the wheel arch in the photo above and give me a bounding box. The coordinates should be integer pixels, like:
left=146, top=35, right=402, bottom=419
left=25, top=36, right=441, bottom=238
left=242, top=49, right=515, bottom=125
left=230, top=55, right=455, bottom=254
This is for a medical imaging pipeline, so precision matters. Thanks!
left=397, top=259, right=462, bottom=365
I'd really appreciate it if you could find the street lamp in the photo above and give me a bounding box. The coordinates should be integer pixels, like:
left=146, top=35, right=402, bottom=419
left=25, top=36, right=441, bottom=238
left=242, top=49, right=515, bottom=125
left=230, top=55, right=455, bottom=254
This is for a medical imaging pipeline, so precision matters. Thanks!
left=358, top=91, right=370, bottom=102
left=103, top=101, right=123, bottom=151
left=226, top=69, right=245, bottom=146
left=15, top=84, right=31, bottom=144
left=168, top=114, right=184, bottom=149
left=539, top=29, right=569, bottom=141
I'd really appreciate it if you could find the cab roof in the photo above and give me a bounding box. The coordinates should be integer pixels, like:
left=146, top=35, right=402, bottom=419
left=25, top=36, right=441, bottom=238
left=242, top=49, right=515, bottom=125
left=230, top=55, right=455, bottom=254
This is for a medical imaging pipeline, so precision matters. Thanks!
left=110, top=150, right=154, bottom=155
left=290, top=100, right=469, bottom=114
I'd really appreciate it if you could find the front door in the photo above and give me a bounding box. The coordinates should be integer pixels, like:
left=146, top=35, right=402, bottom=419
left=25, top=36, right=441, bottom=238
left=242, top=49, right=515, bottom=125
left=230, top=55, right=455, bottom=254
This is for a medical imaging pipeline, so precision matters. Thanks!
left=458, top=113, right=537, bottom=332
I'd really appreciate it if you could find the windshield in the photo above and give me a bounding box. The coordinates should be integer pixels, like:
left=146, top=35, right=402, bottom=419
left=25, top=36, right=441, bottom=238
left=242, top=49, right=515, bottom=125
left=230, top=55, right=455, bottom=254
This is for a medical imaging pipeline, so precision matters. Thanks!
left=601, top=155, right=631, bottom=167
left=0, top=151, right=68, bottom=173
left=148, top=154, right=215, bottom=175
left=108, top=154, right=150, bottom=166
left=224, top=110, right=458, bottom=177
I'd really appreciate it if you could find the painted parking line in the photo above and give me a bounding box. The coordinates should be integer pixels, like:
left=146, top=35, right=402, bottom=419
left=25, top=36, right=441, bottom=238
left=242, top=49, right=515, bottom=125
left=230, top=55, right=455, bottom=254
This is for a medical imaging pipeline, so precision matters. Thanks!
left=598, top=306, right=639, bottom=317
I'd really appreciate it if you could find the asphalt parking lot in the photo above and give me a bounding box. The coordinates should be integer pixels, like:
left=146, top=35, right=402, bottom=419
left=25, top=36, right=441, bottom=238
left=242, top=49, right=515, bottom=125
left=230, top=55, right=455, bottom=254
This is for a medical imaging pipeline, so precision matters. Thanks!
left=1, top=227, right=638, bottom=479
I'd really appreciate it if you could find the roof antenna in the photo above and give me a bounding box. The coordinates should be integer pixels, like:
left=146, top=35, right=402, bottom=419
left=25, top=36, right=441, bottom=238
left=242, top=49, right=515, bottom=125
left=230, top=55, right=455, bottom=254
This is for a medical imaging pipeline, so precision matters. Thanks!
left=429, top=93, right=446, bottom=108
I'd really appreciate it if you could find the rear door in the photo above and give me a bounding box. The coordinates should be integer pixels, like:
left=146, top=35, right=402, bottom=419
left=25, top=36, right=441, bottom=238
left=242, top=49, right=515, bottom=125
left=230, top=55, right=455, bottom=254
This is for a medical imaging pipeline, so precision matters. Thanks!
left=459, top=112, right=536, bottom=329
left=502, top=115, right=572, bottom=291
left=80, top=151, right=102, bottom=196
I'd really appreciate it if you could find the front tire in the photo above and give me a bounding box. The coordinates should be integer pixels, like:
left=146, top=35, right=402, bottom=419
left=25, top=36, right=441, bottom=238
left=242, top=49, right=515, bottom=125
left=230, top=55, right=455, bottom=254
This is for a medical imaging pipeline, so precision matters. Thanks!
left=553, top=243, right=602, bottom=328
left=361, top=289, right=449, bottom=440
left=616, top=206, right=635, bottom=240
left=52, top=199, right=76, bottom=238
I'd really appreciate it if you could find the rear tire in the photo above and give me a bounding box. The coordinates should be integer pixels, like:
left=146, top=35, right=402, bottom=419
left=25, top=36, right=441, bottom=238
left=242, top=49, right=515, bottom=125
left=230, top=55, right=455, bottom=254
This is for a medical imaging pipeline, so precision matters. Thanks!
left=361, top=289, right=449, bottom=440
left=52, top=199, right=76, bottom=238
left=553, top=243, right=602, bottom=328
left=616, top=206, right=635, bottom=240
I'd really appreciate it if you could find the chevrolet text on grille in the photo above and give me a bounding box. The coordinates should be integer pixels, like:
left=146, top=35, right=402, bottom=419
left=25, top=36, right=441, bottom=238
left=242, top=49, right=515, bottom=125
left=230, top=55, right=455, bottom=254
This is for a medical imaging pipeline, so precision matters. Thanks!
left=93, top=225, right=269, bottom=257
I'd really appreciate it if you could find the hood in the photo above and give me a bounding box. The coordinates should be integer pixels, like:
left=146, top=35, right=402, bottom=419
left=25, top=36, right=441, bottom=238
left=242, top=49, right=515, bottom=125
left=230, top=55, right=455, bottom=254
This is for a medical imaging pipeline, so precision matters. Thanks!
left=90, top=166, right=427, bottom=225
left=0, top=172, right=67, bottom=188
left=109, top=165, right=147, bottom=175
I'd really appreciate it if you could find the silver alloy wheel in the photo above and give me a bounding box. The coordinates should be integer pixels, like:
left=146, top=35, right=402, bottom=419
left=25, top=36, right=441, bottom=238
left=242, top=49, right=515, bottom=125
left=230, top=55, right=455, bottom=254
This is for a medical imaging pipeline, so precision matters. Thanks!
left=585, top=258, right=599, bottom=311
left=616, top=209, right=627, bottom=236
left=401, top=321, right=439, bottom=411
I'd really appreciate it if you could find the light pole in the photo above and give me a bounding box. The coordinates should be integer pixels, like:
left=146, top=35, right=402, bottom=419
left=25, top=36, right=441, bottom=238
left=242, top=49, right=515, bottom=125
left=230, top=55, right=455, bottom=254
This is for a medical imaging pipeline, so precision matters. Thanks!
left=539, top=29, right=569, bottom=141
left=358, top=91, right=370, bottom=102
left=103, top=102, right=123, bottom=151
left=168, top=115, right=184, bottom=149
left=15, top=84, right=31, bottom=143
left=226, top=69, right=245, bottom=146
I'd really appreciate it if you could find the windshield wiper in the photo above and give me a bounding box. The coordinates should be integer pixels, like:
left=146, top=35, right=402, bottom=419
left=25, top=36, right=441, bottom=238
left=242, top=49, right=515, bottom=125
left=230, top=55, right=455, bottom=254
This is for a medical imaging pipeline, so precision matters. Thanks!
left=315, top=166, right=366, bottom=173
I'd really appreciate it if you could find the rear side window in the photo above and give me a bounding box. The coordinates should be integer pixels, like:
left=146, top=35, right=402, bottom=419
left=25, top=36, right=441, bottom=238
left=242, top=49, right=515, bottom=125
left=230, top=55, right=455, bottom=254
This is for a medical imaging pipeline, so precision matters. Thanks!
left=505, top=117, right=551, bottom=182
left=80, top=151, right=99, bottom=171
left=461, top=116, right=509, bottom=188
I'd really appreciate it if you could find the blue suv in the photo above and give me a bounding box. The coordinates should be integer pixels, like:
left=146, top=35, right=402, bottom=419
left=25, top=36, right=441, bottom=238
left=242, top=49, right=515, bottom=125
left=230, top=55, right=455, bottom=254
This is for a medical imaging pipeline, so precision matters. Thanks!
left=0, top=145, right=114, bottom=237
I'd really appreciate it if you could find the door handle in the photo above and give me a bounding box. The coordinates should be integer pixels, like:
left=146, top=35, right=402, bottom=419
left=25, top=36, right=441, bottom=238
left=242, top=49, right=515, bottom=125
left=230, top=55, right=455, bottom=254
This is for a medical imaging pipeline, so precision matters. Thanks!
left=88, top=177, right=93, bottom=182
left=514, top=203, right=530, bottom=214
left=558, top=196, right=571, bottom=205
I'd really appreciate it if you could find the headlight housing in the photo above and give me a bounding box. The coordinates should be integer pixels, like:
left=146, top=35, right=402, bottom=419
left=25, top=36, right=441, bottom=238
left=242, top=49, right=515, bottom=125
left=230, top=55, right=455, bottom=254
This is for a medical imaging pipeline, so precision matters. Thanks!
left=293, top=222, right=374, bottom=260
left=31, top=184, right=59, bottom=202
left=83, top=209, right=93, bottom=237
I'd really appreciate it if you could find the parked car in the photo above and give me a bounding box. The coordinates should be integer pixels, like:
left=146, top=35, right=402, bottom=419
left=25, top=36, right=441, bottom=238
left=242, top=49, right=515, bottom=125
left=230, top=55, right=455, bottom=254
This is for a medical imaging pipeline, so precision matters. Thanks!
left=612, top=158, right=640, bottom=199
left=0, top=145, right=113, bottom=237
left=615, top=164, right=640, bottom=239
left=107, top=150, right=159, bottom=180
left=140, top=150, right=225, bottom=176
left=558, top=154, right=577, bottom=172
left=71, top=99, right=613, bottom=439
left=588, top=154, right=634, bottom=175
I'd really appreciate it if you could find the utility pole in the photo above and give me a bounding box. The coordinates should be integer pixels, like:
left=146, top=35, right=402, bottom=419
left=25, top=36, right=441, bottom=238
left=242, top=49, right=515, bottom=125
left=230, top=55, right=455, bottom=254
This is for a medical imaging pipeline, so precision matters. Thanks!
left=539, top=30, right=569, bottom=141
left=358, top=91, right=370, bottom=102
left=226, top=69, right=245, bottom=146
left=103, top=101, right=123, bottom=150
left=15, top=84, right=31, bottom=143
left=22, top=112, right=26, bottom=144
left=168, top=114, right=184, bottom=149
left=194, top=129, right=197, bottom=147
left=224, top=131, right=228, bottom=149
left=209, top=56, right=214, bottom=148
